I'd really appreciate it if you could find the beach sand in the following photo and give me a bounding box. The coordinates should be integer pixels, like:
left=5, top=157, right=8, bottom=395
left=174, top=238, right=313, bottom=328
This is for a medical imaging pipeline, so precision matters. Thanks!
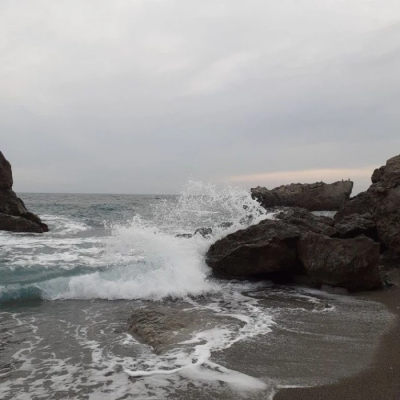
left=275, top=287, right=400, bottom=400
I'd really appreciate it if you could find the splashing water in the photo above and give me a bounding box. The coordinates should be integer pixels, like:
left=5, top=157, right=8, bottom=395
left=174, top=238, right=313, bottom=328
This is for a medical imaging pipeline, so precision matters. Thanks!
left=0, top=185, right=393, bottom=400
left=0, top=181, right=270, bottom=302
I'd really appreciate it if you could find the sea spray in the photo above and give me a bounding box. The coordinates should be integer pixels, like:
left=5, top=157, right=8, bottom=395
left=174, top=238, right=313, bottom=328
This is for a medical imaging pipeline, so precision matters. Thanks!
left=0, top=181, right=270, bottom=302
left=1, top=190, right=393, bottom=400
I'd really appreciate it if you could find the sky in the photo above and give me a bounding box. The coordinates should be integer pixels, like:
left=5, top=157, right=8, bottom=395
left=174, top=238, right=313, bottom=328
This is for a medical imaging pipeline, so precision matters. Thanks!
left=1, top=0, right=400, bottom=195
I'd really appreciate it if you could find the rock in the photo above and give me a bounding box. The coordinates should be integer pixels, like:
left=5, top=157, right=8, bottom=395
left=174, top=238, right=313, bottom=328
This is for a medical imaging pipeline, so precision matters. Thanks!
left=297, top=232, right=381, bottom=291
left=0, top=151, right=48, bottom=233
left=176, top=227, right=212, bottom=239
left=371, top=166, right=385, bottom=184
left=251, top=180, right=353, bottom=211
left=176, top=224, right=232, bottom=239
left=0, top=190, right=27, bottom=216
left=367, top=155, right=400, bottom=255
left=275, top=207, right=337, bottom=237
left=336, top=155, right=400, bottom=256
left=127, top=304, right=241, bottom=354
left=194, top=227, right=213, bottom=238
left=218, top=221, right=234, bottom=229
left=128, top=307, right=191, bottom=353
left=0, top=152, right=12, bottom=190
left=333, top=213, right=378, bottom=241
left=334, top=191, right=371, bottom=222
left=205, top=219, right=300, bottom=278
left=176, top=233, right=193, bottom=238
left=0, top=213, right=44, bottom=233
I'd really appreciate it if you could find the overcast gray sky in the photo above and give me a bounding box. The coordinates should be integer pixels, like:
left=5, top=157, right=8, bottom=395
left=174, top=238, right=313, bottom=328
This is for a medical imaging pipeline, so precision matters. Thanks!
left=1, top=0, right=400, bottom=194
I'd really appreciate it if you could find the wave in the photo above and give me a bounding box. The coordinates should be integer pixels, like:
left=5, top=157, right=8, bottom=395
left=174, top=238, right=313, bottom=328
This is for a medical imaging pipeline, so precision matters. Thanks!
left=0, top=181, right=271, bottom=302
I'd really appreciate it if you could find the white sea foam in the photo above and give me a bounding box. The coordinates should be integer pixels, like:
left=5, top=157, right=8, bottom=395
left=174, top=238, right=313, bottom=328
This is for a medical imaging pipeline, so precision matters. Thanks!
left=13, top=181, right=270, bottom=301
left=1, top=181, right=271, bottom=302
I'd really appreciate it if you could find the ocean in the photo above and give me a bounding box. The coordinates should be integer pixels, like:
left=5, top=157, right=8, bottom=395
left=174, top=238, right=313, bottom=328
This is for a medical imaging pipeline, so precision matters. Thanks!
left=0, top=181, right=394, bottom=399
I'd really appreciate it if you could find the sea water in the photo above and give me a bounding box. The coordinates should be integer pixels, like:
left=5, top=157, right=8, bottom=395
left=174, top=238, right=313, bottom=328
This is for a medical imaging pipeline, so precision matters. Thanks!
left=0, top=181, right=394, bottom=399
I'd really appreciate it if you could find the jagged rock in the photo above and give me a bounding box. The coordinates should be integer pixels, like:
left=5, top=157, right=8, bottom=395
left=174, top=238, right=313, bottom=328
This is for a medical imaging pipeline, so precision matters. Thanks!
left=176, top=233, right=193, bottom=238
left=176, top=227, right=212, bottom=239
left=0, top=151, right=48, bottom=233
left=251, top=180, right=353, bottom=211
left=127, top=305, right=240, bottom=354
left=333, top=213, right=378, bottom=240
left=335, top=155, right=400, bottom=257
left=334, top=191, right=371, bottom=222
left=371, top=166, right=385, bottom=184
left=176, top=223, right=233, bottom=239
left=275, top=207, right=336, bottom=237
left=297, top=233, right=381, bottom=291
left=206, top=219, right=300, bottom=278
left=128, top=307, right=191, bottom=353
left=194, top=227, right=213, bottom=238
left=367, top=155, right=400, bottom=255
left=0, top=213, right=44, bottom=233
left=0, top=152, right=12, bottom=190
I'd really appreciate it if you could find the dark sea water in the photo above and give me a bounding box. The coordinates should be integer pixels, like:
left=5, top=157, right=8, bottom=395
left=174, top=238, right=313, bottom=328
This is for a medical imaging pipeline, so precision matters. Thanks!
left=0, top=182, right=394, bottom=399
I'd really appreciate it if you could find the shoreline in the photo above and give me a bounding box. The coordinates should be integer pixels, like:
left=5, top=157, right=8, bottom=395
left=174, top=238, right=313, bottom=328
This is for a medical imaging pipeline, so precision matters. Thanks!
left=274, top=287, right=400, bottom=400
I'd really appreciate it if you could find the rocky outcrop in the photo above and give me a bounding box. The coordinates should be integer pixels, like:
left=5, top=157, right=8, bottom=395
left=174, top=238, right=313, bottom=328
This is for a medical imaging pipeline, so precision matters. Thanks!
left=127, top=304, right=240, bottom=354
left=334, top=191, right=370, bottom=222
left=275, top=207, right=337, bottom=237
left=251, top=180, right=353, bottom=211
left=367, top=155, right=400, bottom=256
left=0, top=151, right=48, bottom=233
left=333, top=213, right=378, bottom=241
left=205, top=209, right=382, bottom=291
left=0, top=153, right=12, bottom=190
left=335, top=154, right=400, bottom=257
left=297, top=233, right=381, bottom=291
left=205, top=155, right=400, bottom=291
left=206, top=219, right=300, bottom=278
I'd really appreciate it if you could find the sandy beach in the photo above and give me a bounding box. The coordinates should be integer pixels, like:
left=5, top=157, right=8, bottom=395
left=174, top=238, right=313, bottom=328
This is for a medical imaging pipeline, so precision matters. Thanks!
left=275, top=287, right=400, bottom=400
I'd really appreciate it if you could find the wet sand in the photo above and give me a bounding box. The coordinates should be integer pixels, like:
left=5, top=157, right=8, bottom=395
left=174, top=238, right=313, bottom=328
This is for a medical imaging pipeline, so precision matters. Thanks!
left=275, top=288, right=400, bottom=400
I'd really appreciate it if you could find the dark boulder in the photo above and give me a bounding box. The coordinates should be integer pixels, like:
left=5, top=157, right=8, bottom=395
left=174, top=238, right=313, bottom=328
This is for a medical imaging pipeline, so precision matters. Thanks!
left=334, top=191, right=371, bottom=222
left=0, top=213, right=44, bottom=233
left=176, top=227, right=213, bottom=239
left=367, top=155, right=400, bottom=255
left=194, top=227, right=213, bottom=238
left=206, top=219, right=300, bottom=278
left=371, top=166, right=385, bottom=184
left=335, top=155, right=400, bottom=257
left=0, top=151, right=48, bottom=233
left=297, top=232, right=381, bottom=291
left=0, top=190, right=27, bottom=216
left=333, top=213, right=378, bottom=241
left=0, top=152, right=12, bottom=190
left=275, top=207, right=336, bottom=237
left=251, top=180, right=353, bottom=211
left=176, top=233, right=193, bottom=238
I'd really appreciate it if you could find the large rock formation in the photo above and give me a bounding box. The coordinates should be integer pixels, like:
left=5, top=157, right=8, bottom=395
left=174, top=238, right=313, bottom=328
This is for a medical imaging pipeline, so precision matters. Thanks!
left=205, top=211, right=381, bottom=291
left=275, top=207, right=337, bottom=237
left=206, top=219, right=300, bottom=278
left=251, top=180, right=353, bottom=211
left=333, top=213, right=378, bottom=241
left=335, top=154, right=400, bottom=257
left=206, top=154, right=400, bottom=291
left=0, top=152, right=48, bottom=233
left=367, top=155, right=400, bottom=256
left=297, top=233, right=381, bottom=291
left=334, top=191, right=370, bottom=221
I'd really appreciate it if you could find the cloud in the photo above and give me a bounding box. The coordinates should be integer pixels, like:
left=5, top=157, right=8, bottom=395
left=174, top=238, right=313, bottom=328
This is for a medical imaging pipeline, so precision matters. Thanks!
left=1, top=0, right=400, bottom=193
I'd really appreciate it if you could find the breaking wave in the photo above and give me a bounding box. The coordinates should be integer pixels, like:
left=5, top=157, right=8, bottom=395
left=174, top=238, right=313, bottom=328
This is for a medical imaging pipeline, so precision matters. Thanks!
left=0, top=181, right=270, bottom=302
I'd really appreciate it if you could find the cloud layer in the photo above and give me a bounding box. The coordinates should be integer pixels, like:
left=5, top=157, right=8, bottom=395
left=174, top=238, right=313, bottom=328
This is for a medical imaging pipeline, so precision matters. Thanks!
left=2, top=0, right=400, bottom=194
